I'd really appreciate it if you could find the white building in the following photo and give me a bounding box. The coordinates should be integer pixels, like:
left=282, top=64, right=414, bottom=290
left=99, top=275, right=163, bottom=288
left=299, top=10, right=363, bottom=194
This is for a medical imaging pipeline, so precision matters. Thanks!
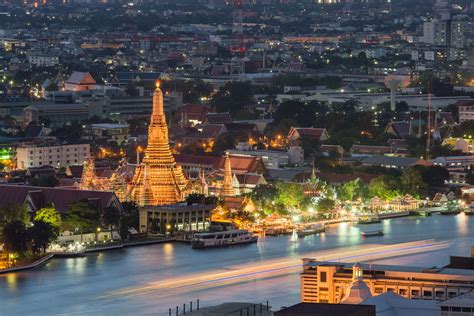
left=27, top=54, right=59, bottom=67
left=16, top=143, right=91, bottom=169
left=423, top=19, right=466, bottom=48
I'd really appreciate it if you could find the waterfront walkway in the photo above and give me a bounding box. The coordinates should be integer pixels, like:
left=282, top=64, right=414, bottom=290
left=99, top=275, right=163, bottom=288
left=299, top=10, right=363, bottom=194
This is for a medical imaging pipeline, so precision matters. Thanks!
left=0, top=237, right=174, bottom=274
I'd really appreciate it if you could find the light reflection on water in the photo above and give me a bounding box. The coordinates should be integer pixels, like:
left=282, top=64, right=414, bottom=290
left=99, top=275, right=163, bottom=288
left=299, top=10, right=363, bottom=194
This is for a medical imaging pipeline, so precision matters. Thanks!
left=2, top=214, right=474, bottom=315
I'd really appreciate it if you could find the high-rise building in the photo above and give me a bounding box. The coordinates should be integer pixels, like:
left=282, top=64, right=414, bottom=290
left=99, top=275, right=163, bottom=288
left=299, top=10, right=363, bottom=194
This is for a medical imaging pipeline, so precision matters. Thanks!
left=423, top=19, right=466, bottom=48
left=128, top=83, right=189, bottom=206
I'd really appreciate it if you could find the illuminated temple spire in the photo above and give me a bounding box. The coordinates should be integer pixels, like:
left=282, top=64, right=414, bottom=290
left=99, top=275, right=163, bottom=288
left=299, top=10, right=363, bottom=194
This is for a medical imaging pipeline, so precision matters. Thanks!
left=129, top=81, right=189, bottom=206
left=79, top=158, right=98, bottom=190
left=222, top=152, right=234, bottom=197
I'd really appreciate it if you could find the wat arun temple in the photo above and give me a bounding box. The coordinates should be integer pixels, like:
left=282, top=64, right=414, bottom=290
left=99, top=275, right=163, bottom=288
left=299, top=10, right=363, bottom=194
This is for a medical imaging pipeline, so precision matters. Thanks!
left=79, top=82, right=242, bottom=212
left=127, top=83, right=189, bottom=206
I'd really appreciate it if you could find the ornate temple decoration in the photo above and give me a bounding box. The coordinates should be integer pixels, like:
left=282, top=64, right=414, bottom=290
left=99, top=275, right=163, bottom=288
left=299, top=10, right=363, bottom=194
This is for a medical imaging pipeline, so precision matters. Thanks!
left=221, top=152, right=235, bottom=197
left=129, top=82, right=189, bottom=206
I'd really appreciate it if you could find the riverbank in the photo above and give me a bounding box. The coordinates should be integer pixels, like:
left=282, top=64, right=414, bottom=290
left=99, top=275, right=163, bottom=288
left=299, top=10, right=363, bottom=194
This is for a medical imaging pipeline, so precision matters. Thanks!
left=0, top=237, right=174, bottom=275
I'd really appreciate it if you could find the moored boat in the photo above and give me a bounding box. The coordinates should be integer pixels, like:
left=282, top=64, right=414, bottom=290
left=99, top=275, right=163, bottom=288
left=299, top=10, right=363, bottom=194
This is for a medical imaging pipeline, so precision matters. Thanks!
left=361, top=230, right=384, bottom=237
left=297, top=224, right=325, bottom=237
left=191, top=229, right=258, bottom=249
left=358, top=215, right=381, bottom=224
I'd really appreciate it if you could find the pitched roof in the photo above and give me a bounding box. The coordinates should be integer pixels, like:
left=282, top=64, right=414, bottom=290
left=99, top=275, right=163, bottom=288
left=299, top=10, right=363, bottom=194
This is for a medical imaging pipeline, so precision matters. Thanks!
left=66, top=71, right=96, bottom=85
left=204, top=112, right=233, bottom=124
left=0, top=184, right=119, bottom=214
left=176, top=104, right=209, bottom=122
left=175, top=154, right=265, bottom=174
left=362, top=155, right=432, bottom=168
left=288, top=127, right=328, bottom=141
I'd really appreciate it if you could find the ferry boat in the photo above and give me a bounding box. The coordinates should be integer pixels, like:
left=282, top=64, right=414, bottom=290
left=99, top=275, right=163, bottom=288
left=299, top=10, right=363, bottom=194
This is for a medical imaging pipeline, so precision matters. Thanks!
left=191, top=229, right=258, bottom=249
left=361, top=230, right=384, bottom=237
left=297, top=224, right=325, bottom=237
left=357, top=215, right=381, bottom=224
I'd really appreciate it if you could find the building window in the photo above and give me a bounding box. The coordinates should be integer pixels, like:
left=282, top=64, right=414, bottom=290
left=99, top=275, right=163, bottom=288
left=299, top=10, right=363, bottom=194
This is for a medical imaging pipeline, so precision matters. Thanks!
left=399, top=289, right=407, bottom=296
left=411, top=290, right=420, bottom=298
left=319, top=272, right=327, bottom=283
left=374, top=287, right=384, bottom=294
left=423, top=290, right=432, bottom=298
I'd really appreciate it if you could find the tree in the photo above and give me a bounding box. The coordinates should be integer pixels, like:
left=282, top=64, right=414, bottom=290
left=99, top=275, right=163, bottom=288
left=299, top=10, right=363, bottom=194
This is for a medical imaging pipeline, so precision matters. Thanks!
left=0, top=203, right=29, bottom=238
left=211, top=82, right=254, bottom=116
left=3, top=220, right=28, bottom=255
left=317, top=198, right=335, bottom=215
left=119, top=202, right=140, bottom=239
left=65, top=201, right=100, bottom=235
left=186, top=193, right=206, bottom=205
left=368, top=176, right=400, bottom=200
left=420, top=166, right=449, bottom=188
left=250, top=184, right=278, bottom=211
left=338, top=179, right=367, bottom=202
left=212, top=133, right=234, bottom=154
left=400, top=167, right=427, bottom=198
left=275, top=182, right=305, bottom=212
left=103, top=206, right=120, bottom=233
left=34, top=207, right=62, bottom=231
left=28, top=220, right=57, bottom=255
left=273, top=101, right=316, bottom=127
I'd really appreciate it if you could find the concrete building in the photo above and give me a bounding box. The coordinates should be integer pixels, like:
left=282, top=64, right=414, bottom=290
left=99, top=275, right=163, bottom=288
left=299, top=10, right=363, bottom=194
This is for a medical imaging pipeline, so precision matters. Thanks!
left=301, top=259, right=474, bottom=304
left=16, top=142, right=90, bottom=169
left=89, top=123, right=129, bottom=144
left=423, top=19, right=466, bottom=48
left=139, top=204, right=214, bottom=233
left=27, top=53, right=59, bottom=67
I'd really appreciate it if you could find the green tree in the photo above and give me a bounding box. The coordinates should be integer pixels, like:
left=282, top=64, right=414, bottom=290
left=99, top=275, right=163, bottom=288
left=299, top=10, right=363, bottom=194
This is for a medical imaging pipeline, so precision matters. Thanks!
left=338, top=179, right=368, bottom=202
left=186, top=193, right=206, bottom=205
left=28, top=220, right=57, bottom=255
left=34, top=207, right=62, bottom=230
left=103, top=206, right=120, bottom=233
left=400, top=167, right=427, bottom=198
left=275, top=182, right=305, bottom=212
left=211, top=82, right=254, bottom=116
left=119, top=202, right=140, bottom=239
left=0, top=203, right=29, bottom=238
left=420, top=166, right=449, bottom=188
left=368, top=176, right=400, bottom=200
left=65, top=201, right=100, bottom=235
left=250, top=184, right=278, bottom=212
left=3, top=220, right=28, bottom=255
left=317, top=198, right=336, bottom=215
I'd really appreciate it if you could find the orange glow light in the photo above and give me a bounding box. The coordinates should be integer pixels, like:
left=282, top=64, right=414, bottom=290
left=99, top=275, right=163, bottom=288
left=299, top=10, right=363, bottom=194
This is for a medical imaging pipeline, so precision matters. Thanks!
left=156, top=80, right=161, bottom=88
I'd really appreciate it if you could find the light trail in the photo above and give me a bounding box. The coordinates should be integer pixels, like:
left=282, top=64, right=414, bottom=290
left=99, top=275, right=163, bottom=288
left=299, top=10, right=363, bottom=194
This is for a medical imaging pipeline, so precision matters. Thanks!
left=96, top=239, right=449, bottom=302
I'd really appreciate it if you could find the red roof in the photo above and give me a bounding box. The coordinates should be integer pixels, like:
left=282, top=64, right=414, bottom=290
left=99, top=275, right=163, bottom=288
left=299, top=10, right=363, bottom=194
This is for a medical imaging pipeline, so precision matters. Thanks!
left=288, top=127, right=328, bottom=141
left=176, top=104, right=209, bottom=122
left=175, top=154, right=264, bottom=174
left=204, top=112, right=233, bottom=124
left=0, top=185, right=119, bottom=214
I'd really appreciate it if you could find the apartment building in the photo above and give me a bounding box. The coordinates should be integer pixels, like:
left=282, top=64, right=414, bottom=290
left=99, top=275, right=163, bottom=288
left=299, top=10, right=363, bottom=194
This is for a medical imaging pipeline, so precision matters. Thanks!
left=16, top=143, right=91, bottom=169
left=301, top=259, right=474, bottom=304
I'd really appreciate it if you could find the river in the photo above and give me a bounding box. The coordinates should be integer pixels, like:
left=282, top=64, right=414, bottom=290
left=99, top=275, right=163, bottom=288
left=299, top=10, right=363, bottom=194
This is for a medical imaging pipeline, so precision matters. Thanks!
left=1, top=214, right=473, bottom=316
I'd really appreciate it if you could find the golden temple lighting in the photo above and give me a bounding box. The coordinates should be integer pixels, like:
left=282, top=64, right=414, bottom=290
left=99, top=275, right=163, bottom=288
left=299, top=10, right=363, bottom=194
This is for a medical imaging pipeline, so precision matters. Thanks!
left=128, top=84, right=189, bottom=206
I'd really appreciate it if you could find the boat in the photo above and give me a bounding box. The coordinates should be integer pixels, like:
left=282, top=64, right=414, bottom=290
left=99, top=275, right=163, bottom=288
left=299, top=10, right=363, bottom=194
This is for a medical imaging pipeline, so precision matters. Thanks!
left=358, top=215, right=381, bottom=224
left=297, top=224, right=325, bottom=237
left=361, top=230, right=384, bottom=237
left=464, top=207, right=474, bottom=215
left=191, top=229, right=258, bottom=249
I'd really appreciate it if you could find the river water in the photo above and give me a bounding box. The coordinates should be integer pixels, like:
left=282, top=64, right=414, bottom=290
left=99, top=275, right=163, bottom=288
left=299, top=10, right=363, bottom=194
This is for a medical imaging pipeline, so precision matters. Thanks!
left=1, top=214, right=473, bottom=316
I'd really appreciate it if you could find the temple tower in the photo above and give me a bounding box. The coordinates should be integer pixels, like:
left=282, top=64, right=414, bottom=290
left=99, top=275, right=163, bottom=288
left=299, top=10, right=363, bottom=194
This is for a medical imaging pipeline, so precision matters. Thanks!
left=222, top=153, right=235, bottom=196
left=79, top=158, right=98, bottom=190
left=129, top=82, right=188, bottom=206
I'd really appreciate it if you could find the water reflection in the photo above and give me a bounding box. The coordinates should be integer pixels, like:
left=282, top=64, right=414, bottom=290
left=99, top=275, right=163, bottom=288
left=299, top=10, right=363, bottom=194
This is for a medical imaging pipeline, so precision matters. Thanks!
left=1, top=214, right=474, bottom=315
